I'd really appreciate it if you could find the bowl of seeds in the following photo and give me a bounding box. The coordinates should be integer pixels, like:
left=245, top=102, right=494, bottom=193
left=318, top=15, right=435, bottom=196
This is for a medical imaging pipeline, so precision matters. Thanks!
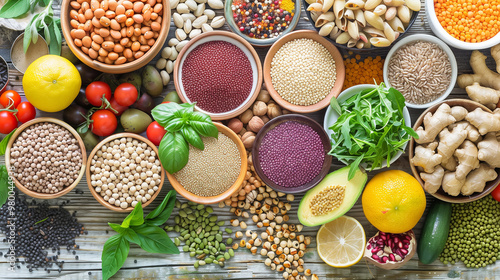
left=173, top=31, right=262, bottom=121
left=263, top=30, right=345, bottom=113
left=5, top=118, right=87, bottom=199
left=166, top=122, right=248, bottom=204
left=86, top=133, right=165, bottom=212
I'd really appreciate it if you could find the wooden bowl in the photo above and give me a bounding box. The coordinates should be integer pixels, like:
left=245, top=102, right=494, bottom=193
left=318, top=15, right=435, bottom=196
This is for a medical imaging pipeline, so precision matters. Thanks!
left=166, top=122, right=248, bottom=204
left=60, top=0, right=170, bottom=74
left=86, top=133, right=165, bottom=212
left=263, top=30, right=345, bottom=113
left=4, top=118, right=87, bottom=199
left=409, top=99, right=500, bottom=203
left=173, top=31, right=262, bottom=121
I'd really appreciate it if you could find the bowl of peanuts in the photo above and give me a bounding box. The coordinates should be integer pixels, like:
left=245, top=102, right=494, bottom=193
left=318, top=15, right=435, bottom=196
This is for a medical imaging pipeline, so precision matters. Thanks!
left=4, top=118, right=87, bottom=199
left=61, top=0, right=170, bottom=74
left=86, top=133, right=165, bottom=212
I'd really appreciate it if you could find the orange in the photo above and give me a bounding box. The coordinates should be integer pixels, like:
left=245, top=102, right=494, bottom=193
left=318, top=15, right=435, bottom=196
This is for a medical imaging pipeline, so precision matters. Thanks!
left=22, top=55, right=81, bottom=112
left=361, top=170, right=426, bottom=233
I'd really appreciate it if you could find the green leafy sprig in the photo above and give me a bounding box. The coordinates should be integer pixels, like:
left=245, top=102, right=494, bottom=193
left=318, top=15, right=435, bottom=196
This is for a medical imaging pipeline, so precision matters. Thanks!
left=151, top=102, right=218, bottom=174
left=0, top=129, right=16, bottom=156
left=102, top=190, right=179, bottom=280
left=328, top=83, right=418, bottom=180
left=0, top=165, right=9, bottom=208
left=0, top=0, right=61, bottom=55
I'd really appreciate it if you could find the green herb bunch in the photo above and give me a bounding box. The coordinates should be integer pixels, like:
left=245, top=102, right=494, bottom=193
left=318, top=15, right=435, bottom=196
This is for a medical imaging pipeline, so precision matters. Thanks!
left=102, top=190, right=179, bottom=280
left=151, top=102, right=218, bottom=174
left=0, top=165, right=10, bottom=208
left=0, top=0, right=61, bottom=54
left=0, top=129, right=16, bottom=156
left=328, top=83, right=418, bottom=180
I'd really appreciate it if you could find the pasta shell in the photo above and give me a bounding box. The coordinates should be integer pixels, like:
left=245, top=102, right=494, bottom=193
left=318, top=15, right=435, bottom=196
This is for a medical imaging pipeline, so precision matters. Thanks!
left=333, top=0, right=345, bottom=18
left=397, top=5, right=411, bottom=23
left=347, top=38, right=358, bottom=48
left=364, top=0, right=382, bottom=10
left=359, top=31, right=368, bottom=43
left=336, top=31, right=351, bottom=44
left=310, top=11, right=320, bottom=23
left=356, top=40, right=364, bottom=49
left=370, top=37, right=391, bottom=47
left=406, top=0, right=421, bottom=11
left=383, top=0, right=404, bottom=6
left=315, top=12, right=335, bottom=27
left=305, top=0, right=317, bottom=4
left=329, top=27, right=343, bottom=39
left=373, top=4, right=387, bottom=16
left=307, top=3, right=323, bottom=11
left=344, top=0, right=364, bottom=10
left=383, top=22, right=396, bottom=42
left=364, top=11, right=384, bottom=30
left=344, top=9, right=355, bottom=20
left=335, top=16, right=348, bottom=31
left=322, top=0, right=334, bottom=12
left=319, top=22, right=336, bottom=36
left=388, top=17, right=405, bottom=32
left=363, top=26, right=385, bottom=37
left=385, top=6, right=397, bottom=21
left=354, top=9, right=365, bottom=27
left=347, top=20, right=360, bottom=40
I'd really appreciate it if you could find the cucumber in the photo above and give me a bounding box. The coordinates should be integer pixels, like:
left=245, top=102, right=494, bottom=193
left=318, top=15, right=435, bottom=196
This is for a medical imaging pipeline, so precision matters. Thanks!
left=417, top=200, right=452, bottom=264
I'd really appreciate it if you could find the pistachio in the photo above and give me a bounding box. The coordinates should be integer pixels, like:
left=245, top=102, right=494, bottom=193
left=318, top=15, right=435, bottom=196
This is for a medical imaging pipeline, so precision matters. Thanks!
left=156, top=58, right=167, bottom=69
left=168, top=38, right=180, bottom=47
left=166, top=60, right=174, bottom=74
left=169, top=46, right=178, bottom=60
left=175, top=28, right=187, bottom=41
left=207, top=0, right=223, bottom=9
left=181, top=13, right=197, bottom=22
left=192, top=15, right=208, bottom=28
left=204, top=9, right=216, bottom=19
left=202, top=23, right=213, bottom=33
left=194, top=3, right=205, bottom=17
left=161, top=47, right=172, bottom=59
left=189, top=28, right=202, bottom=38
left=160, top=70, right=170, bottom=86
left=176, top=40, right=189, bottom=52
left=176, top=3, right=189, bottom=13
left=183, top=19, right=192, bottom=34
left=210, top=15, right=225, bottom=28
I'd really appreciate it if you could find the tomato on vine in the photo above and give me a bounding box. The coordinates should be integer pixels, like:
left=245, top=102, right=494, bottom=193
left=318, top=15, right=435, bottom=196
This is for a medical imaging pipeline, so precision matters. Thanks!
left=110, top=97, right=129, bottom=116
left=114, top=83, right=138, bottom=107
left=0, top=111, right=17, bottom=134
left=147, top=121, right=167, bottom=146
left=0, top=90, right=21, bottom=109
left=86, top=81, right=112, bottom=107
left=90, top=109, right=117, bottom=137
left=16, top=102, right=36, bottom=123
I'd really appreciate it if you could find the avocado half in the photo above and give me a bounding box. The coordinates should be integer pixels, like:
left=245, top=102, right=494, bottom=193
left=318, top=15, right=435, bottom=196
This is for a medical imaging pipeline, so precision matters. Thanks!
left=298, top=166, right=367, bottom=227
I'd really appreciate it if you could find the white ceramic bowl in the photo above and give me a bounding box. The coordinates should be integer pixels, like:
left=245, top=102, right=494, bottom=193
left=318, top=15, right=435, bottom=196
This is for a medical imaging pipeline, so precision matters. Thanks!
left=323, top=84, right=411, bottom=170
left=383, top=34, right=457, bottom=109
left=425, top=0, right=500, bottom=50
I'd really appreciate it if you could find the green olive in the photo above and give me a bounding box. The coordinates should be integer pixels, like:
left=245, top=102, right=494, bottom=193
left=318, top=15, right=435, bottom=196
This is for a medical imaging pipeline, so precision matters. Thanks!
left=120, top=109, right=152, bottom=134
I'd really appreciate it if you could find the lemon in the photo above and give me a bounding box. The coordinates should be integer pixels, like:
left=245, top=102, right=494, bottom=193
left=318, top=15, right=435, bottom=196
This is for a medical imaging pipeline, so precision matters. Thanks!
left=316, top=216, right=366, bottom=268
left=22, top=55, right=81, bottom=112
left=362, top=170, right=426, bottom=234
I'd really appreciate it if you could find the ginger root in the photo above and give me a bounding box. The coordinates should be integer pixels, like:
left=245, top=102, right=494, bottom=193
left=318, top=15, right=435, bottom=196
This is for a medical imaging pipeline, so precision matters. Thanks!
left=454, top=140, right=480, bottom=180
left=461, top=163, right=498, bottom=196
left=451, top=106, right=468, bottom=122
left=438, top=127, right=467, bottom=163
left=493, top=44, right=500, bottom=74
left=477, top=132, right=500, bottom=168
left=411, top=142, right=442, bottom=173
left=421, top=165, right=444, bottom=194
left=442, top=172, right=465, bottom=196
left=457, top=50, right=500, bottom=90
left=465, top=108, right=500, bottom=135
left=441, top=156, right=457, bottom=171
left=448, top=121, right=480, bottom=142
left=415, top=103, right=456, bottom=144
left=466, top=82, right=500, bottom=110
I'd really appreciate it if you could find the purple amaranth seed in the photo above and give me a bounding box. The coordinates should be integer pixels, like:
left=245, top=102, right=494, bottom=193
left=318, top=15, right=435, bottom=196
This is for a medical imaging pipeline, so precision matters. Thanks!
left=258, top=121, right=325, bottom=188
left=181, top=40, right=253, bottom=113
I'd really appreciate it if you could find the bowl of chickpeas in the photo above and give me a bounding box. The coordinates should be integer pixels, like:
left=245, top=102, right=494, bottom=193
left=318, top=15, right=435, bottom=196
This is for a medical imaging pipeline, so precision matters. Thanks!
left=60, top=0, right=170, bottom=74
left=86, top=133, right=165, bottom=212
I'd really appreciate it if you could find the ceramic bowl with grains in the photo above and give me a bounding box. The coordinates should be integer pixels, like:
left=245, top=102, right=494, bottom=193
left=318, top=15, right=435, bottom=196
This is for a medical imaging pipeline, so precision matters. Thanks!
left=263, top=30, right=345, bottom=113
left=5, top=118, right=86, bottom=199
left=86, top=133, right=164, bottom=212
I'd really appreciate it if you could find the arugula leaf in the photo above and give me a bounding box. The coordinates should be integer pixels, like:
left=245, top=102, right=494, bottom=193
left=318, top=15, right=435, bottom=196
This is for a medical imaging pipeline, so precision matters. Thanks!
left=158, top=132, right=189, bottom=174
left=329, top=96, right=342, bottom=115
left=348, top=154, right=364, bottom=181
left=130, top=225, right=179, bottom=254
left=145, top=190, right=176, bottom=226
left=101, top=234, right=130, bottom=280
left=0, top=166, right=9, bottom=208
left=121, top=201, right=144, bottom=228
left=0, top=0, right=30, bottom=18
left=182, top=126, right=204, bottom=150
left=0, top=129, right=16, bottom=156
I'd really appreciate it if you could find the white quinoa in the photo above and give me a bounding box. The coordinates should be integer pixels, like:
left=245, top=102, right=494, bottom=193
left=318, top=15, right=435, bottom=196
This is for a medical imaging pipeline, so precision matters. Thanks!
left=174, top=132, right=241, bottom=197
left=270, top=38, right=337, bottom=106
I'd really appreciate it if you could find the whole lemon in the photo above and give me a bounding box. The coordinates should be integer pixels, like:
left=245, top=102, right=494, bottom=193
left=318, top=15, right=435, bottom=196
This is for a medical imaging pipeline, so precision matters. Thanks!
left=362, top=170, right=426, bottom=233
left=22, top=55, right=81, bottom=112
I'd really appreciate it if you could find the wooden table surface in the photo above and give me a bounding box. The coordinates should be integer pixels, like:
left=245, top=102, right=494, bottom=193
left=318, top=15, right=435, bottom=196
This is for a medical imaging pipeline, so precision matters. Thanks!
left=1, top=1, right=500, bottom=279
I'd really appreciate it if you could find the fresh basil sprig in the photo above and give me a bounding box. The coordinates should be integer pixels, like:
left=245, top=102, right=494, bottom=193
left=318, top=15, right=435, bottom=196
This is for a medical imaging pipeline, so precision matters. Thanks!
left=101, top=190, right=179, bottom=280
left=0, top=129, right=16, bottom=156
left=152, top=103, right=218, bottom=174
left=0, top=165, right=10, bottom=208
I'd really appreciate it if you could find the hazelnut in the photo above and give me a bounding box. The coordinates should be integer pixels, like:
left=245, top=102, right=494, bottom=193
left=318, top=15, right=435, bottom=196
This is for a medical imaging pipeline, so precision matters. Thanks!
left=240, top=109, right=254, bottom=124
left=239, top=127, right=247, bottom=136
left=282, top=109, right=291, bottom=115
left=253, top=101, right=268, bottom=116
left=228, top=118, right=243, bottom=133
left=242, top=131, right=256, bottom=149
left=267, top=103, right=282, bottom=119
left=248, top=116, right=265, bottom=133
left=256, top=89, right=271, bottom=103
left=261, top=115, right=270, bottom=124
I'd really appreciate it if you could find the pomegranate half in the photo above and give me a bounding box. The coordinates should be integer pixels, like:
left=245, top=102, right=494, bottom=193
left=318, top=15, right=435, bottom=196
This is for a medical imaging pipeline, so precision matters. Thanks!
left=364, top=230, right=416, bottom=270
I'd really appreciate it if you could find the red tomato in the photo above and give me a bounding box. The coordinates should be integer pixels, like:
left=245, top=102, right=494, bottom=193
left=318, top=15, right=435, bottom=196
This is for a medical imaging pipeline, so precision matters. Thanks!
left=90, top=109, right=117, bottom=136
left=114, top=83, right=138, bottom=107
left=492, top=184, right=500, bottom=202
left=16, top=102, right=36, bottom=123
left=0, top=90, right=21, bottom=109
left=147, top=121, right=167, bottom=146
left=109, top=97, right=128, bottom=116
left=85, top=81, right=112, bottom=107
left=162, top=101, right=171, bottom=104
left=0, top=111, right=18, bottom=134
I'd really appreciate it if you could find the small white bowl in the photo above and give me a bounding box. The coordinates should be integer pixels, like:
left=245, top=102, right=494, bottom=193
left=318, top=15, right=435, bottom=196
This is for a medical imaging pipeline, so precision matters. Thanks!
left=425, top=0, right=500, bottom=50
left=383, top=34, right=458, bottom=109
left=323, top=84, right=411, bottom=170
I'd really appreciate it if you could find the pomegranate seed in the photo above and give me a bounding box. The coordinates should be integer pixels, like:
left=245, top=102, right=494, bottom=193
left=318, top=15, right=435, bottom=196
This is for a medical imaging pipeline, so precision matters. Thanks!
left=394, top=237, right=399, bottom=244
left=377, top=239, right=384, bottom=245
left=398, top=241, right=403, bottom=248
left=380, top=235, right=386, bottom=240
left=387, top=239, right=392, bottom=248
left=400, top=248, right=408, bottom=255
left=405, top=235, right=411, bottom=241
left=404, top=244, right=409, bottom=249
left=372, top=254, right=380, bottom=260
left=380, top=232, right=386, bottom=236
left=371, top=247, right=380, bottom=254
left=381, top=256, right=389, bottom=263
left=367, top=244, right=372, bottom=250
left=389, top=254, right=396, bottom=262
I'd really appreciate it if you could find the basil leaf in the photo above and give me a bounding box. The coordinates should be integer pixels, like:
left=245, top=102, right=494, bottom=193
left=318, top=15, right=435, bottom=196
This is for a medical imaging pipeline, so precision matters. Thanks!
left=165, top=118, right=184, bottom=132
left=189, top=112, right=218, bottom=138
left=151, top=103, right=183, bottom=127
left=121, top=201, right=144, bottom=228
left=47, top=20, right=61, bottom=55
left=130, top=225, right=179, bottom=254
left=145, top=190, right=176, bottom=226
left=108, top=222, right=126, bottom=234
left=0, top=166, right=10, bottom=208
left=329, top=96, right=342, bottom=115
left=101, top=234, right=130, bottom=280
left=0, top=0, right=29, bottom=18
left=158, top=132, right=189, bottom=174
left=121, top=228, right=141, bottom=245
left=182, top=126, right=204, bottom=150
left=0, top=129, right=16, bottom=156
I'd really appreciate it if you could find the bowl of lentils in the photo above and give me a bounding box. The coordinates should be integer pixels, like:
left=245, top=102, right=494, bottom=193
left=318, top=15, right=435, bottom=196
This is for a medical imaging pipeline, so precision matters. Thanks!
left=263, top=30, right=345, bottom=113
left=5, top=118, right=87, bottom=199
left=173, top=31, right=263, bottom=121
left=166, top=122, right=248, bottom=204
left=86, top=133, right=165, bottom=212
left=252, top=114, right=332, bottom=193
left=224, top=0, right=301, bottom=47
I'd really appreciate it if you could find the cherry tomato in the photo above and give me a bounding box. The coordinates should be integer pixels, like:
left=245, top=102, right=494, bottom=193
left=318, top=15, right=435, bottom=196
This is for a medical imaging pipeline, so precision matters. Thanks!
left=90, top=109, right=117, bottom=137
left=0, top=90, right=21, bottom=109
left=147, top=121, right=167, bottom=146
left=492, top=184, right=500, bottom=202
left=16, top=102, right=36, bottom=123
left=114, top=83, right=138, bottom=107
left=162, top=101, right=171, bottom=104
left=85, top=81, right=112, bottom=107
left=0, top=111, right=18, bottom=134
left=109, top=97, right=129, bottom=116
